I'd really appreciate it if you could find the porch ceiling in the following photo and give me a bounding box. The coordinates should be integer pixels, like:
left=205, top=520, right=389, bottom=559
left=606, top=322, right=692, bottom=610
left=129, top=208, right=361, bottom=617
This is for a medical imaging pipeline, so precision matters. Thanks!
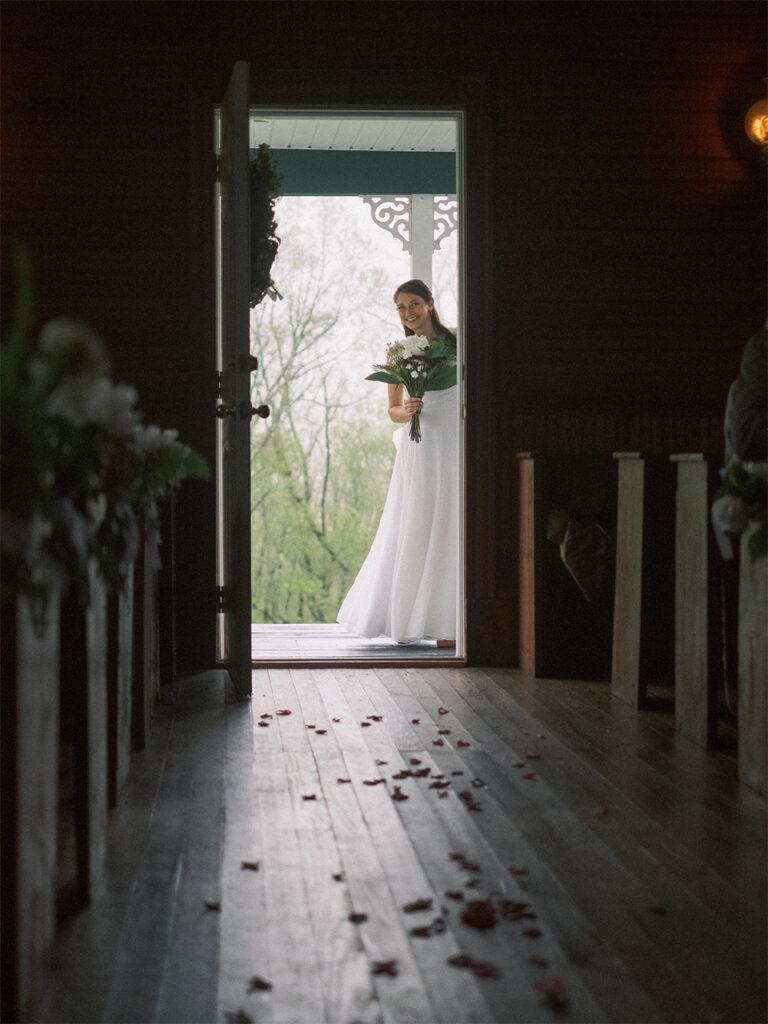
left=249, top=116, right=457, bottom=153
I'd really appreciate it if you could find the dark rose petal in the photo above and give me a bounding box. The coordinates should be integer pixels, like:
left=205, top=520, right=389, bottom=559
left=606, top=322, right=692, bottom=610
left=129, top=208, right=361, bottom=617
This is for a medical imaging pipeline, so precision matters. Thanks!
left=306, top=724, right=316, bottom=729
left=526, top=753, right=541, bottom=760
left=392, top=770, right=413, bottom=780
left=411, top=719, right=420, bottom=724
left=535, top=977, right=569, bottom=1010
left=431, top=773, right=445, bottom=779
left=457, top=740, right=470, bottom=748
left=448, top=954, right=473, bottom=969
left=302, top=794, right=317, bottom=801
left=371, top=960, right=398, bottom=976
left=260, top=714, right=272, bottom=720
left=367, top=715, right=383, bottom=722
left=523, top=927, right=542, bottom=938
left=361, top=721, right=372, bottom=727
left=471, top=778, right=486, bottom=789
left=248, top=976, right=273, bottom=991
left=522, top=773, right=536, bottom=780
left=464, top=878, right=478, bottom=888
left=258, top=721, right=269, bottom=728
left=241, top=861, right=260, bottom=871
left=391, top=786, right=409, bottom=801
left=445, top=890, right=464, bottom=901
left=451, top=770, right=464, bottom=775
left=332, top=717, right=341, bottom=723
left=648, top=904, right=667, bottom=915
left=276, top=709, right=291, bottom=716
left=438, top=729, right=451, bottom=735
left=349, top=912, right=368, bottom=924
left=315, top=729, right=327, bottom=735
left=513, top=762, right=527, bottom=769
left=470, top=960, right=500, bottom=979
left=375, top=760, right=388, bottom=766
left=404, top=898, right=433, bottom=913
left=225, top=1010, right=254, bottom=1024
left=449, top=852, right=466, bottom=861
left=438, top=707, right=450, bottom=715
left=460, top=860, right=481, bottom=873
left=410, top=925, right=432, bottom=937
left=332, top=872, right=344, bottom=882
left=432, top=916, right=446, bottom=933
left=460, top=899, right=497, bottom=930
left=508, top=865, right=529, bottom=875
left=529, top=954, right=550, bottom=968
left=536, top=733, right=546, bottom=739
left=409, top=758, right=422, bottom=765
left=438, top=791, right=449, bottom=798
left=337, top=778, right=352, bottom=784
left=433, top=739, right=445, bottom=747
left=363, top=778, right=385, bottom=786
left=414, top=767, right=431, bottom=777
left=204, top=900, right=221, bottom=912
left=429, top=780, right=451, bottom=789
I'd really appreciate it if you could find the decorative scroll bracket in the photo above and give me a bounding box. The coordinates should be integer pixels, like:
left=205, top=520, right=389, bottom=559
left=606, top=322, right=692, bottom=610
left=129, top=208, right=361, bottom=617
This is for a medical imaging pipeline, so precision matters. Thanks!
left=362, top=195, right=458, bottom=254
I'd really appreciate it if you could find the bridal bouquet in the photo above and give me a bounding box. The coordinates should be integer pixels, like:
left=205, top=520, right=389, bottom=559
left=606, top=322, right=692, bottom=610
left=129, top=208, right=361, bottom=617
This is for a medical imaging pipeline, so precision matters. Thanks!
left=366, top=334, right=456, bottom=442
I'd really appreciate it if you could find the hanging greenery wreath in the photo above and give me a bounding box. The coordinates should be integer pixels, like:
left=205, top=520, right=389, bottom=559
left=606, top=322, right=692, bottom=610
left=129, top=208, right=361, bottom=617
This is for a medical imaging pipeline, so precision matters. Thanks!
left=249, top=143, right=283, bottom=308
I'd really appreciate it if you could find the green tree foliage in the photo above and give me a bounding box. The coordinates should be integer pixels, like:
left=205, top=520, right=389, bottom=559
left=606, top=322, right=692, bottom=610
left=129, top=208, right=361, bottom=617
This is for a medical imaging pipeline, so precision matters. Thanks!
left=248, top=198, right=410, bottom=623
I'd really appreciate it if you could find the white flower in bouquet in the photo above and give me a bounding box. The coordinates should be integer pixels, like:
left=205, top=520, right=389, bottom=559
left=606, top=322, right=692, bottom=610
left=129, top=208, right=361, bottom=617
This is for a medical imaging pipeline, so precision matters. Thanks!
left=711, top=494, right=750, bottom=535
left=38, top=318, right=110, bottom=378
left=131, top=424, right=180, bottom=454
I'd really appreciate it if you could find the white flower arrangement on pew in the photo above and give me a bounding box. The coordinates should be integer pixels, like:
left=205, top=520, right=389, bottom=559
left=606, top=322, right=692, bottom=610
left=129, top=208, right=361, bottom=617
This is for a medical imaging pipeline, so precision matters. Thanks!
left=1, top=251, right=209, bottom=619
left=711, top=458, right=767, bottom=562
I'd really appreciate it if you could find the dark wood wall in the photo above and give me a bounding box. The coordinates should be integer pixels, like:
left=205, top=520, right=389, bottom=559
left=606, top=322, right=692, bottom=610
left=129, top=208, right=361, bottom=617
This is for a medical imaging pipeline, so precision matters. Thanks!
left=2, top=1, right=765, bottom=669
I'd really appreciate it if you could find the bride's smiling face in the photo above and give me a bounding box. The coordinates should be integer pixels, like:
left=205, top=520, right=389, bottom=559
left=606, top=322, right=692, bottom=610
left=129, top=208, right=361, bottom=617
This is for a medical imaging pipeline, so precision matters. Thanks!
left=395, top=292, right=434, bottom=336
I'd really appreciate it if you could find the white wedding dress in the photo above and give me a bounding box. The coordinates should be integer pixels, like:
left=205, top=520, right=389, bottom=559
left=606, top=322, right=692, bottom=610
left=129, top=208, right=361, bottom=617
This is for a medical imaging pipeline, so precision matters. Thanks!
left=337, top=385, right=459, bottom=643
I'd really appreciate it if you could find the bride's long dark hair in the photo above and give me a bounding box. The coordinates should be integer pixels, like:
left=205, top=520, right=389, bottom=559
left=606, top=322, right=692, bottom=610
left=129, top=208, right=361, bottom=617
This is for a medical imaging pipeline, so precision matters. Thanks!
left=394, top=279, right=456, bottom=343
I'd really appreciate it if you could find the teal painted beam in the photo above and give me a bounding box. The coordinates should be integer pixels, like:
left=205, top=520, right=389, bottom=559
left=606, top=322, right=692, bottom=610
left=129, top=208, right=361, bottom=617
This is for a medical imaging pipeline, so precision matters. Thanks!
left=255, top=149, right=456, bottom=195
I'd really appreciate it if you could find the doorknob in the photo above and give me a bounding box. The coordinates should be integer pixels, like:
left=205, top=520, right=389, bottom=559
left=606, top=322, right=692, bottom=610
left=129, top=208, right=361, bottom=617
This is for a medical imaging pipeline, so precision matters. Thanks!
left=240, top=401, right=270, bottom=420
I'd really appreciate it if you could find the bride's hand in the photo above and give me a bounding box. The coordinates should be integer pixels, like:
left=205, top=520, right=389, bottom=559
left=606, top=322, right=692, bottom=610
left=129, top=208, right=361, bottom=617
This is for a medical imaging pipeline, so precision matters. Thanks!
left=404, top=396, right=424, bottom=417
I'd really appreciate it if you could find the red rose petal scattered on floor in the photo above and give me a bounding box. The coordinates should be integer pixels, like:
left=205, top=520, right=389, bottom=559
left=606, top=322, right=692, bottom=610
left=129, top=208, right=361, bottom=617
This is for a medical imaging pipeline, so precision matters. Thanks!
left=438, top=729, right=451, bottom=735
left=376, top=760, right=388, bottom=766
left=257, top=722, right=269, bottom=728
left=302, top=794, right=317, bottom=801
left=371, top=960, right=398, bottom=976
left=523, top=927, right=542, bottom=938
left=332, top=717, right=341, bottom=723
left=391, top=786, right=409, bottom=801
left=332, top=873, right=344, bottom=882
left=315, top=729, right=327, bottom=735
left=248, top=976, right=273, bottom=992
left=409, top=758, right=422, bottom=765
left=465, top=879, right=478, bottom=888
left=445, top=890, right=464, bottom=900
left=349, top=912, right=368, bottom=924
left=471, top=778, right=486, bottom=789
left=241, top=861, right=260, bottom=871
left=460, top=900, right=497, bottom=930
left=529, top=954, right=550, bottom=968
left=413, top=767, right=431, bottom=777
left=497, top=899, right=532, bottom=921
left=431, top=773, right=445, bottom=779
left=648, top=904, right=667, bottom=915
left=536, top=733, right=546, bottom=739
left=438, top=791, right=449, bottom=798
left=225, top=1010, right=254, bottom=1024
left=508, top=865, right=529, bottom=875
left=306, top=724, right=315, bottom=729
left=404, top=898, right=433, bottom=913
left=513, top=762, right=527, bottom=768
left=337, top=778, right=352, bottom=784
left=204, top=900, right=221, bottom=912
left=522, top=772, right=536, bottom=780
left=460, top=860, right=482, bottom=873
left=392, top=770, right=413, bottom=780
left=438, top=707, right=450, bottom=715
left=451, top=770, right=464, bottom=775
left=526, top=753, right=541, bottom=760
left=457, top=740, right=470, bottom=748
left=429, top=780, right=451, bottom=789
left=432, top=916, right=446, bottom=933
left=260, top=714, right=272, bottom=720
left=470, top=960, right=501, bottom=979
left=535, top=977, right=569, bottom=1010
left=450, top=852, right=466, bottom=861
left=411, top=718, right=420, bottom=724
left=367, top=715, right=383, bottom=722
left=447, top=954, right=473, bottom=969
left=363, top=779, right=386, bottom=786
left=433, top=739, right=445, bottom=747
left=361, top=721, right=372, bottom=727
left=276, top=709, right=291, bottom=716
left=410, top=925, right=432, bottom=937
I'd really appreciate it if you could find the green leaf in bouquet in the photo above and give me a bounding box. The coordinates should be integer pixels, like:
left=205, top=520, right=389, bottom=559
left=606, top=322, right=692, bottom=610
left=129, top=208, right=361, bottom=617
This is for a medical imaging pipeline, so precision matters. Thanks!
left=427, top=364, right=457, bottom=391
left=366, top=370, right=400, bottom=385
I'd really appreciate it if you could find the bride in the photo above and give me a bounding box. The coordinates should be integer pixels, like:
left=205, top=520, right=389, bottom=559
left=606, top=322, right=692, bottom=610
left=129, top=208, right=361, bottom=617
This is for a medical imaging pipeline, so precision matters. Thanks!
left=337, top=279, right=459, bottom=647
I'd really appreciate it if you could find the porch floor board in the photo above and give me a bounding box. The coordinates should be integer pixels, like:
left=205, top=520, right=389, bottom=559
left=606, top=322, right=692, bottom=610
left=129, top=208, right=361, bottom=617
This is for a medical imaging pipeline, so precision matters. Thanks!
left=34, top=668, right=766, bottom=1024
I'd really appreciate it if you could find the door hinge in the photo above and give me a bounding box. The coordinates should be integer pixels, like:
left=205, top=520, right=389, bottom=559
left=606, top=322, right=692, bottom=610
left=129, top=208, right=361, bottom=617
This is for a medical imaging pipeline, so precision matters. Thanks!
left=216, top=586, right=231, bottom=613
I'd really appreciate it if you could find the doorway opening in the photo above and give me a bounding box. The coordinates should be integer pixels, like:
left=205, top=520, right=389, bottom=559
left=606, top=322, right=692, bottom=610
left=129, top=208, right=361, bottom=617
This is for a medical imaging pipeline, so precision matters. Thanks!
left=218, top=110, right=465, bottom=664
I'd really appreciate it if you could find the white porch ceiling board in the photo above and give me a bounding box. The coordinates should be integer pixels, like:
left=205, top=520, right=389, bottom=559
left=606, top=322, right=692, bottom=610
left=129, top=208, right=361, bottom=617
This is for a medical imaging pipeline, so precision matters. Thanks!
left=250, top=117, right=456, bottom=152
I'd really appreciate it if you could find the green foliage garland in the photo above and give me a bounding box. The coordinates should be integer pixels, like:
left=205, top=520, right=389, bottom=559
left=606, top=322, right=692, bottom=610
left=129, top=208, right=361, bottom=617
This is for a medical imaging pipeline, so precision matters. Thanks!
left=249, top=143, right=282, bottom=308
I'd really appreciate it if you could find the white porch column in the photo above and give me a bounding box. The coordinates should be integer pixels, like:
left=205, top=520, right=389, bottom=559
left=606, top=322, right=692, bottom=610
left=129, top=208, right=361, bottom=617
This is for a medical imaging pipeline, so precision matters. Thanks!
left=410, top=194, right=435, bottom=288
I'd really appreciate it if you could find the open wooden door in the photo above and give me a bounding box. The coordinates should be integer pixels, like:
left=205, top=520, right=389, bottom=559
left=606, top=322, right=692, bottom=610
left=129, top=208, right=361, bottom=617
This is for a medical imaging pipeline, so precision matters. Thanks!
left=216, top=61, right=252, bottom=698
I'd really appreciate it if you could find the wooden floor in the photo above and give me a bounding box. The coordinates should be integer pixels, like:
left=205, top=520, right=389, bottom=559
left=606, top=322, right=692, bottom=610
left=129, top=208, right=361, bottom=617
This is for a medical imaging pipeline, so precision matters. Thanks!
left=35, top=667, right=766, bottom=1024
left=251, top=623, right=459, bottom=662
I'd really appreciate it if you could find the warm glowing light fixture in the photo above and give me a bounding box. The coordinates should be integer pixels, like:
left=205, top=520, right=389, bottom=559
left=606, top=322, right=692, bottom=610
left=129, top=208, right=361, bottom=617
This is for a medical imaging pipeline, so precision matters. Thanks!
left=744, top=97, right=768, bottom=149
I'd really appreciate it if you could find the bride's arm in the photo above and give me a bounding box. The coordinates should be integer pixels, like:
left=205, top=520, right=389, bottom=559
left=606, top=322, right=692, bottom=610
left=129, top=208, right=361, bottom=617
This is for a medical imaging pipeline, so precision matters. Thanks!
left=388, top=383, right=423, bottom=424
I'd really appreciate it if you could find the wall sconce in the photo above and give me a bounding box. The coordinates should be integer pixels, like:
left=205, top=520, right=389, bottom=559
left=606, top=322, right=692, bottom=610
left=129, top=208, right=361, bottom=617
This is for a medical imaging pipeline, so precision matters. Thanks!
left=744, top=96, right=768, bottom=158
